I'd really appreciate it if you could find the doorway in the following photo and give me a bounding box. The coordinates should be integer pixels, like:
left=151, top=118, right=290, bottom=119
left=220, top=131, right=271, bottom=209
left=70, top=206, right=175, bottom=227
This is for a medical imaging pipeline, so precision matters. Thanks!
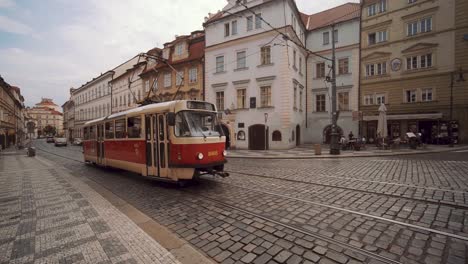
left=221, top=124, right=231, bottom=149
left=248, top=124, right=268, bottom=150
left=296, top=125, right=300, bottom=146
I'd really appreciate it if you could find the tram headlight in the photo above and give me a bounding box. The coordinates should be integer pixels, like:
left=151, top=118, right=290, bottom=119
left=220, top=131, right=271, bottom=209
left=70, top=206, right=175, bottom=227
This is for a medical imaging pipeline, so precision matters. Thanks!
left=197, top=153, right=204, bottom=160
left=223, top=150, right=227, bottom=157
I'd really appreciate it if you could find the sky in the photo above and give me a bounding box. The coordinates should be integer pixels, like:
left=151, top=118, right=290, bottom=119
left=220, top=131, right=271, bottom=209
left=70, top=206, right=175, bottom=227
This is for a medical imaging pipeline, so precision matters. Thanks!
left=0, top=0, right=359, bottom=107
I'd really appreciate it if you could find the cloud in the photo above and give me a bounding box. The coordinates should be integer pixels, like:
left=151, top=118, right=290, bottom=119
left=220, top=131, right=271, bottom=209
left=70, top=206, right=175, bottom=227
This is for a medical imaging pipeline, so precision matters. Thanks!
left=0, top=15, right=33, bottom=35
left=0, top=0, right=15, bottom=8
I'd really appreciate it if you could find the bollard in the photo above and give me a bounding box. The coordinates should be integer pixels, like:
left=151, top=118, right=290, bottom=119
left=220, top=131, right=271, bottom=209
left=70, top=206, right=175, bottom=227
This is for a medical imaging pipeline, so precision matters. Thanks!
left=314, top=144, right=321, bottom=155
left=27, top=147, right=36, bottom=157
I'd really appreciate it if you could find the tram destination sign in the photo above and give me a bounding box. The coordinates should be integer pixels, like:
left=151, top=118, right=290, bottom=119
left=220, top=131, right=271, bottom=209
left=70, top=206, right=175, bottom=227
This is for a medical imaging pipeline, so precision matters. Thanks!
left=187, top=101, right=215, bottom=111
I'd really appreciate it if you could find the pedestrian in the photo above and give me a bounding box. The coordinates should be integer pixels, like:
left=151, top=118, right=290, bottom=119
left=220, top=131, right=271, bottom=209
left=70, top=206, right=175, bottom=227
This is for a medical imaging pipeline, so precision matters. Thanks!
left=348, top=131, right=354, bottom=140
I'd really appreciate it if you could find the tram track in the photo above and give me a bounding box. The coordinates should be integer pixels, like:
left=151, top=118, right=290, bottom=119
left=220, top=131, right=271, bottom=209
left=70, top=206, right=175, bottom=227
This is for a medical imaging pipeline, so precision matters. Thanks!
left=224, top=169, right=468, bottom=210
left=35, top=145, right=468, bottom=242
left=34, top=145, right=403, bottom=264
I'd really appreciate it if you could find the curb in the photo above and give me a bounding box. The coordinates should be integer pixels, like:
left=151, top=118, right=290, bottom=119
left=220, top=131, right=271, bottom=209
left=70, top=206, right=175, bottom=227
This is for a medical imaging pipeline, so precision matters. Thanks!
left=226, top=146, right=468, bottom=159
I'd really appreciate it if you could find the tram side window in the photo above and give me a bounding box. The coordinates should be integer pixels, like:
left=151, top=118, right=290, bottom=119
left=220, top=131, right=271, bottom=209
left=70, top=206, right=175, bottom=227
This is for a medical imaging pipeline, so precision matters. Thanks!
left=115, top=119, right=126, bottom=139
left=84, top=127, right=89, bottom=140
left=105, top=122, right=114, bottom=139
left=127, top=117, right=142, bottom=138
left=89, top=126, right=96, bottom=140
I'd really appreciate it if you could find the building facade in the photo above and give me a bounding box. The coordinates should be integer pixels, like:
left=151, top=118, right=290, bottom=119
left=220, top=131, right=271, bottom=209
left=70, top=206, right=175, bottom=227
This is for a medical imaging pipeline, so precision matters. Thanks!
left=140, top=32, right=205, bottom=103
left=0, top=77, right=26, bottom=149
left=62, top=93, right=75, bottom=141
left=72, top=71, right=113, bottom=138
left=305, top=3, right=360, bottom=143
left=26, top=98, right=63, bottom=137
left=110, top=56, right=146, bottom=114
left=360, top=0, right=467, bottom=144
left=204, top=0, right=307, bottom=150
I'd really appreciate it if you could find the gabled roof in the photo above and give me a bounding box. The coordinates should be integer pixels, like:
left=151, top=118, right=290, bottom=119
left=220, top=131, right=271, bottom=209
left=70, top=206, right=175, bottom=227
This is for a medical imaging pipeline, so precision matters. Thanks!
left=305, top=3, right=360, bottom=31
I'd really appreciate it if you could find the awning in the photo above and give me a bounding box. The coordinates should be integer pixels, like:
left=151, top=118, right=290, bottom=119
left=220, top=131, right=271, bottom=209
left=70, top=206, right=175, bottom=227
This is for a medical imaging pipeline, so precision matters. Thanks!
left=363, top=113, right=443, bottom=121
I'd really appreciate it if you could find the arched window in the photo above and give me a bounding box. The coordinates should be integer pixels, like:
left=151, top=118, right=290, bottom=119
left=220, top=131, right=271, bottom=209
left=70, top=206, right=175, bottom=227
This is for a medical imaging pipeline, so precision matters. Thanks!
left=237, top=130, right=246, bottom=141
left=272, top=130, right=282, bottom=141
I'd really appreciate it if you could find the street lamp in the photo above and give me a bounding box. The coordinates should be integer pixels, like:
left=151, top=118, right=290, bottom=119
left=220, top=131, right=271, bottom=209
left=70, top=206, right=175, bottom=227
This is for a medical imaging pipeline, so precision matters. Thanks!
left=449, top=67, right=465, bottom=147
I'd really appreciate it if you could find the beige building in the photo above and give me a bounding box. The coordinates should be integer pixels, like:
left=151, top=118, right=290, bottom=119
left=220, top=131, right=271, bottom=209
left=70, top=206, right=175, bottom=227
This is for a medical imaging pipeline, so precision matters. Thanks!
left=360, top=0, right=467, bottom=144
left=62, top=92, right=75, bottom=141
left=26, top=98, right=63, bottom=137
left=0, top=77, right=26, bottom=149
left=140, top=31, right=205, bottom=103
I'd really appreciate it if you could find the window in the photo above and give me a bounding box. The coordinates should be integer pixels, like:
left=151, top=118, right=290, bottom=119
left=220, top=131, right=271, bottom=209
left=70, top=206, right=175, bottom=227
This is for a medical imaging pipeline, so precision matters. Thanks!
left=368, top=0, right=386, bottom=16
left=255, top=14, right=262, bottom=29
left=224, top=23, right=230, bottom=37
left=260, top=86, right=272, bottom=107
left=293, top=50, right=297, bottom=68
left=299, top=57, right=302, bottom=74
left=368, top=33, right=376, bottom=45
left=407, top=54, right=432, bottom=70
left=377, top=31, right=387, bottom=42
left=145, top=80, right=150, bottom=92
left=261, top=46, right=271, bottom=65
left=236, top=51, right=246, bottom=69
left=338, top=58, right=349, bottom=75
left=272, top=131, right=282, bottom=141
left=164, top=73, right=171, bottom=87
left=338, top=92, right=349, bottom=111
left=216, top=56, right=225, bottom=73
left=316, top=63, right=326, bottom=78
left=323, top=31, right=330, bottom=45
left=216, top=91, right=224, bottom=111
left=421, top=88, right=433, bottom=102
left=293, top=84, right=297, bottom=109
left=115, top=119, right=126, bottom=138
left=420, top=17, right=432, bottom=33
left=237, top=89, right=246, bottom=109
left=232, top=20, right=238, bottom=35
left=364, top=95, right=374, bottom=105
left=316, top=94, right=326, bottom=112
left=366, top=62, right=386, bottom=76
left=247, top=16, right=253, bottom=31
left=407, top=21, right=418, bottom=36
left=176, top=71, right=184, bottom=86
left=333, top=29, right=338, bottom=43
left=368, top=30, right=387, bottom=45
left=405, top=90, right=417, bottom=103
left=105, top=121, right=114, bottom=139
left=189, top=67, right=198, bottom=83
left=368, top=4, right=377, bottom=16
left=175, top=43, right=185, bottom=56
left=376, top=94, right=386, bottom=105
left=127, top=117, right=142, bottom=138
left=299, top=89, right=303, bottom=111
left=421, top=53, right=432, bottom=68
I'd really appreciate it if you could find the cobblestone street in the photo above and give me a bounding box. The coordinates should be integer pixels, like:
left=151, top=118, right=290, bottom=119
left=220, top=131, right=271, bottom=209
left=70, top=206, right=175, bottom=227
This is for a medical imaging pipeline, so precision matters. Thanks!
left=1, top=140, right=468, bottom=264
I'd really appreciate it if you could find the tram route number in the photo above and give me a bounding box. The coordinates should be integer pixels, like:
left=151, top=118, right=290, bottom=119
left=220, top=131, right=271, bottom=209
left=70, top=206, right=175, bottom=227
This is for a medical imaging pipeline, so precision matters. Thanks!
left=208, top=151, right=219, bottom=157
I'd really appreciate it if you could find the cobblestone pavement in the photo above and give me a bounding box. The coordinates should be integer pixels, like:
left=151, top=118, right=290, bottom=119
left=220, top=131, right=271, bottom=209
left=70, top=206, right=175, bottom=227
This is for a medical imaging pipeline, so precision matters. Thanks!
left=28, top=140, right=468, bottom=263
left=0, top=152, right=180, bottom=264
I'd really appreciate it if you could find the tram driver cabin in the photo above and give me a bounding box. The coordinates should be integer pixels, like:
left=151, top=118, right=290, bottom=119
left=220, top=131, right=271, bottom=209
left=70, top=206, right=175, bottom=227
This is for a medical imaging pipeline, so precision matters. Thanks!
left=82, top=100, right=228, bottom=182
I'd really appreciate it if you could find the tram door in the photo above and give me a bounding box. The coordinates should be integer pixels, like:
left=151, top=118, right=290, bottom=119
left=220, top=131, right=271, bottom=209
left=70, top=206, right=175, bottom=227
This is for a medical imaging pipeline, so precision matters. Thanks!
left=145, top=114, right=169, bottom=177
left=97, top=124, right=105, bottom=165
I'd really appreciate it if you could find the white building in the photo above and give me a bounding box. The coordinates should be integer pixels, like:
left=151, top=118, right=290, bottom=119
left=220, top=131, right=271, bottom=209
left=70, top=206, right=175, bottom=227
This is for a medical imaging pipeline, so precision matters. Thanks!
left=305, top=3, right=361, bottom=143
left=110, top=56, right=146, bottom=114
left=204, top=0, right=307, bottom=150
left=72, top=71, right=113, bottom=138
left=26, top=98, right=63, bottom=138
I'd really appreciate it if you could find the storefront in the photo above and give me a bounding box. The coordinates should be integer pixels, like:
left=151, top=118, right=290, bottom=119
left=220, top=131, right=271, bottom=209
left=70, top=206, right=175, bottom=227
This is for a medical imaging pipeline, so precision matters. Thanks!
left=361, top=113, right=457, bottom=144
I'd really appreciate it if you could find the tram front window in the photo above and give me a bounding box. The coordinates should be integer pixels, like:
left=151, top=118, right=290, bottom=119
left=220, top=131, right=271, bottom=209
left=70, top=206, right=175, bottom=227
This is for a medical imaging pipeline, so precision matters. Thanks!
left=175, top=111, right=222, bottom=137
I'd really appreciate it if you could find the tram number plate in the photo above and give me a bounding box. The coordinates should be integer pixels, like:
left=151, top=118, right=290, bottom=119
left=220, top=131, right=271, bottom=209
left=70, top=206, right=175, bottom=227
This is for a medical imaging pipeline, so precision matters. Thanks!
left=208, top=151, right=218, bottom=157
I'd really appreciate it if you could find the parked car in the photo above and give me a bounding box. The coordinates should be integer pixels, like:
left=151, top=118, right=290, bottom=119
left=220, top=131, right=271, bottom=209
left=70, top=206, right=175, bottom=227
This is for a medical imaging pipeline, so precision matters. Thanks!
left=46, top=137, right=55, bottom=143
left=73, top=138, right=83, bottom=146
left=54, top=137, right=67, bottom=147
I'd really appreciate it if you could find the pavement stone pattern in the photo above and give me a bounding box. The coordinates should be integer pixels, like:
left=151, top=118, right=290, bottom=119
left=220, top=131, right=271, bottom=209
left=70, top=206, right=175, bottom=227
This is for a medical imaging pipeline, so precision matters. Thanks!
left=0, top=154, right=180, bottom=264
left=32, top=141, right=468, bottom=263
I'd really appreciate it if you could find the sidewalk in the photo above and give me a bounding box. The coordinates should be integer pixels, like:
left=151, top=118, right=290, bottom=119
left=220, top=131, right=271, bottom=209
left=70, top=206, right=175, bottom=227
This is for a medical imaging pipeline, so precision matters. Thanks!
left=0, top=153, right=184, bottom=264
left=226, top=144, right=468, bottom=159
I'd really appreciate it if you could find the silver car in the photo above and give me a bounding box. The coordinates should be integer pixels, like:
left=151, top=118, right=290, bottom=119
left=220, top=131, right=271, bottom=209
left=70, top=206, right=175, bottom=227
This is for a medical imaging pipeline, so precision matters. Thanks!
left=54, top=137, right=67, bottom=147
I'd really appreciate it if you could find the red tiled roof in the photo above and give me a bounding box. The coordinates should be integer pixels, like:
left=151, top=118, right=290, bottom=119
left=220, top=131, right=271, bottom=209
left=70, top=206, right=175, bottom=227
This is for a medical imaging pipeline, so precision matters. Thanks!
left=305, top=3, right=360, bottom=31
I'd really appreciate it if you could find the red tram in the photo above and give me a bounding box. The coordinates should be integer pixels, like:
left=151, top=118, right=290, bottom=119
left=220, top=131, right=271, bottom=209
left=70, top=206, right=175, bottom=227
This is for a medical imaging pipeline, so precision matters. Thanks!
left=82, top=100, right=228, bottom=182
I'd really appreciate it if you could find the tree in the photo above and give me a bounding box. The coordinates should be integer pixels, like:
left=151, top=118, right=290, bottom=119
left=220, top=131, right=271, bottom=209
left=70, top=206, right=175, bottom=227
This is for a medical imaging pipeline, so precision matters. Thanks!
left=43, top=125, right=57, bottom=136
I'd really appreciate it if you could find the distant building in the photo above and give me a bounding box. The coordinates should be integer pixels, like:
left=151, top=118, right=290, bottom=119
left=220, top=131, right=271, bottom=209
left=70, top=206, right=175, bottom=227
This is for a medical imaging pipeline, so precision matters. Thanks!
left=26, top=98, right=63, bottom=137
left=204, top=0, right=307, bottom=150
left=304, top=3, right=360, bottom=143
left=62, top=90, right=75, bottom=141
left=71, top=71, right=113, bottom=138
left=360, top=0, right=468, bottom=144
left=140, top=32, right=205, bottom=102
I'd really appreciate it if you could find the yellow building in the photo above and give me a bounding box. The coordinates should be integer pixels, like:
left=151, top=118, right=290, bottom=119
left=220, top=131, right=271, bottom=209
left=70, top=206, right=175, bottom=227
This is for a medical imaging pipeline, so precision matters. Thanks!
left=140, top=31, right=205, bottom=102
left=360, top=0, right=467, bottom=144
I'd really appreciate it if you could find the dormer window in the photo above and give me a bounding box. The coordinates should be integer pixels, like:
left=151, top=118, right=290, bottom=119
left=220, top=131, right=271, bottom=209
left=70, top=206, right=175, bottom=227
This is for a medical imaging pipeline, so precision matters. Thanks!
left=175, top=43, right=185, bottom=56
left=232, top=20, right=238, bottom=35
left=224, top=23, right=230, bottom=37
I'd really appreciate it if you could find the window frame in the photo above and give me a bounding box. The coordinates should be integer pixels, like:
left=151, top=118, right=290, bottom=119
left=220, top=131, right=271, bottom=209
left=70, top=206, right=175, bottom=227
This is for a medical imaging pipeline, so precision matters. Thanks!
left=260, top=86, right=272, bottom=107
left=261, top=46, right=272, bottom=65
left=236, top=88, right=247, bottom=109
left=127, top=116, right=142, bottom=139
left=323, top=31, right=330, bottom=45
left=216, top=56, right=225, bottom=73
left=115, top=119, right=126, bottom=139
left=236, top=51, right=247, bottom=69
